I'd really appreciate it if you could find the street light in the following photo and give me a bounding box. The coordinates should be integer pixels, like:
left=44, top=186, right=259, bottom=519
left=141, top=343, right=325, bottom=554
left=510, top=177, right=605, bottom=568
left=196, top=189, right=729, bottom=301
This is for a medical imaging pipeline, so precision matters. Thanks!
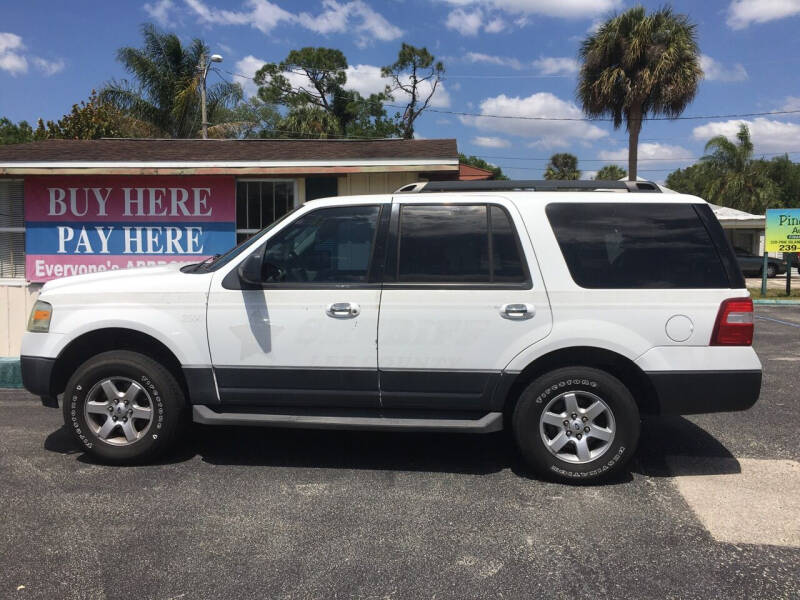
left=199, top=53, right=223, bottom=139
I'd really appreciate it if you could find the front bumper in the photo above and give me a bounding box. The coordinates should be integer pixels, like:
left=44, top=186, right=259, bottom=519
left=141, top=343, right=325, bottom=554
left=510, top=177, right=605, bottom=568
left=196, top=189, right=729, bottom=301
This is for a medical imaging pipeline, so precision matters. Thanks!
left=647, top=369, right=762, bottom=415
left=20, top=355, right=56, bottom=397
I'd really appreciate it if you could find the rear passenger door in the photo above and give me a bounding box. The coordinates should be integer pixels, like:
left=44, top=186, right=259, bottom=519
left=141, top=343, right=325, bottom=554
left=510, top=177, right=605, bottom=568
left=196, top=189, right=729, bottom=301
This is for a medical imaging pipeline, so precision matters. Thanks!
left=377, top=198, right=552, bottom=412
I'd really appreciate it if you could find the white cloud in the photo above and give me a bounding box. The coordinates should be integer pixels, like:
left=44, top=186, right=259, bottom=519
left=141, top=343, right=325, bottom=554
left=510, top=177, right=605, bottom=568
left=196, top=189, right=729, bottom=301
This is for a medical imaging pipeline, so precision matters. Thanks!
left=460, top=92, right=607, bottom=148
left=472, top=136, right=510, bottom=148
left=345, top=64, right=450, bottom=108
left=465, top=52, right=524, bottom=70
left=484, top=17, right=507, bottom=32
left=598, top=142, right=693, bottom=163
left=31, top=57, right=65, bottom=76
left=185, top=0, right=400, bottom=43
left=234, top=55, right=266, bottom=97
left=533, top=56, right=579, bottom=75
left=584, top=170, right=598, bottom=179
left=0, top=32, right=65, bottom=77
left=727, top=0, right=800, bottom=29
left=0, top=32, right=27, bottom=76
left=144, top=0, right=175, bottom=26
left=442, top=0, right=622, bottom=19
left=445, top=8, right=484, bottom=35
left=692, top=118, right=800, bottom=154
left=700, top=54, right=748, bottom=82
left=298, top=0, right=403, bottom=46
left=780, top=96, right=800, bottom=111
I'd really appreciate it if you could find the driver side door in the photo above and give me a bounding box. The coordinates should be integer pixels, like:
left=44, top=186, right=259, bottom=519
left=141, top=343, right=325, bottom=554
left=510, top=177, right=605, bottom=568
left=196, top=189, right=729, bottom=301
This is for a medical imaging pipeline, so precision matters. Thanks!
left=207, top=203, right=388, bottom=408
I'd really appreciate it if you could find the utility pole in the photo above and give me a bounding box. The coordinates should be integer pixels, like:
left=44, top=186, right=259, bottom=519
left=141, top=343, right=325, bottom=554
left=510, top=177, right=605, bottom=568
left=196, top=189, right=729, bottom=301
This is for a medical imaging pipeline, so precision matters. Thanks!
left=199, top=53, right=223, bottom=139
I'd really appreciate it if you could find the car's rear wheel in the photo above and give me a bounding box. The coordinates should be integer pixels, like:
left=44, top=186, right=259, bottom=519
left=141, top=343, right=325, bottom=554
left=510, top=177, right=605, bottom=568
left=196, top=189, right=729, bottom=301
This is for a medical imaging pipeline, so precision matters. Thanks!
left=512, top=367, right=640, bottom=484
left=766, top=264, right=777, bottom=278
left=63, top=350, right=185, bottom=464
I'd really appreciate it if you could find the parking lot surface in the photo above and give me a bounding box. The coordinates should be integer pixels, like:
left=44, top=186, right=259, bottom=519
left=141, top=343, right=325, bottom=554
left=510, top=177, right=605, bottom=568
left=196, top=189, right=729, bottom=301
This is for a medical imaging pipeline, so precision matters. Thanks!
left=1, top=306, right=799, bottom=599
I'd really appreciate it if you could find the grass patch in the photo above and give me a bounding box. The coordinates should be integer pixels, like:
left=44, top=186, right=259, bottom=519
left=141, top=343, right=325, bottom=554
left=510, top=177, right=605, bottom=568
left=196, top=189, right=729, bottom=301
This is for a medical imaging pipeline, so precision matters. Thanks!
left=747, top=287, right=800, bottom=299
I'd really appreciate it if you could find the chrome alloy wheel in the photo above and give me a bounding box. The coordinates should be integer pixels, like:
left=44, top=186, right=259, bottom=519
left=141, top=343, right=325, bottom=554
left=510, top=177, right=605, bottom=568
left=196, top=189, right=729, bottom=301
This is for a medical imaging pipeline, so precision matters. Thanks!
left=539, top=390, right=616, bottom=464
left=83, top=377, right=154, bottom=446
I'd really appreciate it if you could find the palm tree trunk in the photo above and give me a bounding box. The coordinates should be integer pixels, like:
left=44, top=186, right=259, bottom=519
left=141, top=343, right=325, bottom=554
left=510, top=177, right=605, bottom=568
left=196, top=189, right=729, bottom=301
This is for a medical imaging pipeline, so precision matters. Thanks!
left=628, top=105, right=642, bottom=181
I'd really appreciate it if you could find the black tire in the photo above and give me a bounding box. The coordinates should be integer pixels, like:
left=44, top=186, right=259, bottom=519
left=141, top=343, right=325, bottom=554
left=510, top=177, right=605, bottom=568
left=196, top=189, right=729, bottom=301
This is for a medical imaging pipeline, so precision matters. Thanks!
left=766, top=264, right=777, bottom=278
left=63, top=350, right=185, bottom=464
left=512, top=367, right=640, bottom=484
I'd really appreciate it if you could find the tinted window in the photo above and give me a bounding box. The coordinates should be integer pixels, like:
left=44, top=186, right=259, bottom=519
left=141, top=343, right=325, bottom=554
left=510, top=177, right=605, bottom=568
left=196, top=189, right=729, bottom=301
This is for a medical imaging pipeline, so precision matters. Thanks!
left=398, top=205, right=489, bottom=282
left=263, top=205, right=380, bottom=284
left=546, top=203, right=730, bottom=289
left=490, top=206, right=526, bottom=282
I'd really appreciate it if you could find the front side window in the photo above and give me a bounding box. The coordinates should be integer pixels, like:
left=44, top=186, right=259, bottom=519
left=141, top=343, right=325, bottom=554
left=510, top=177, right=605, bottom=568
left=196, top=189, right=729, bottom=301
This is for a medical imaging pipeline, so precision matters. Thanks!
left=546, top=202, right=730, bottom=289
left=262, top=205, right=380, bottom=284
left=396, top=204, right=528, bottom=284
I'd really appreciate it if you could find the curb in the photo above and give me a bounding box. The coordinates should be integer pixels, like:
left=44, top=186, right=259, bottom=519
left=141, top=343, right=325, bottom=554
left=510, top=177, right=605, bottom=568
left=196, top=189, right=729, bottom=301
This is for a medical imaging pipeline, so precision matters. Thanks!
left=753, top=299, right=800, bottom=305
left=0, top=358, right=22, bottom=389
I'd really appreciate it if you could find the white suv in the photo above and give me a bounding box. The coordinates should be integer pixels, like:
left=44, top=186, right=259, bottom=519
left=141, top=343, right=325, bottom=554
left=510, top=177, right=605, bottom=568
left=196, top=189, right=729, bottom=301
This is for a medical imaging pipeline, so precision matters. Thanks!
left=21, top=179, right=762, bottom=483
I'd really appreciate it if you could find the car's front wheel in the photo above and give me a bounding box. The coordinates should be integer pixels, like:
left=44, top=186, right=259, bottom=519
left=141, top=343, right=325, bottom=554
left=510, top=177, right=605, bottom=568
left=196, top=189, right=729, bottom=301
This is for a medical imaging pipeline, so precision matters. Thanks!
left=63, top=350, right=185, bottom=464
left=766, top=264, right=777, bottom=278
left=512, top=367, right=640, bottom=484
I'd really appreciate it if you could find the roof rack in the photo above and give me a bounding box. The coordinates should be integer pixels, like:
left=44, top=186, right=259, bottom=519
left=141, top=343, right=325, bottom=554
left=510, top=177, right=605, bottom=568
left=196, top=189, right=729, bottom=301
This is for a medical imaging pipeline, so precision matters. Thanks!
left=394, top=180, right=662, bottom=194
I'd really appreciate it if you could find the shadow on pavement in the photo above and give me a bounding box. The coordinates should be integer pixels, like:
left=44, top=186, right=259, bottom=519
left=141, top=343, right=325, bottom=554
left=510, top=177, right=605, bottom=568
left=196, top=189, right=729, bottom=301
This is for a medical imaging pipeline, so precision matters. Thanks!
left=633, top=415, right=741, bottom=477
left=44, top=415, right=737, bottom=481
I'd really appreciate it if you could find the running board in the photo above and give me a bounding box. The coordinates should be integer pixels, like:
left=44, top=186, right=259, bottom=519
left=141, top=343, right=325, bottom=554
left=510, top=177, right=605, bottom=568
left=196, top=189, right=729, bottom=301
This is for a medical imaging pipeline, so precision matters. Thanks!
left=192, top=406, right=503, bottom=433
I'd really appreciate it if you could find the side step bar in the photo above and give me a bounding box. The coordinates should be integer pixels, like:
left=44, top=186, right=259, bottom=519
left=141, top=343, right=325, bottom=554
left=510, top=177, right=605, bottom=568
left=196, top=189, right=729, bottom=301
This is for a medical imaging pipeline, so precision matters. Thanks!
left=192, top=406, right=503, bottom=433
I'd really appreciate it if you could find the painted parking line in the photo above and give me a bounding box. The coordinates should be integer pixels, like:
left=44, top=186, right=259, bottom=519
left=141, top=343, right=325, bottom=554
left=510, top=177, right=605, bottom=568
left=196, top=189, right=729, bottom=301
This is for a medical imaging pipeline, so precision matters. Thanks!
left=755, top=315, right=800, bottom=328
left=668, top=457, right=800, bottom=548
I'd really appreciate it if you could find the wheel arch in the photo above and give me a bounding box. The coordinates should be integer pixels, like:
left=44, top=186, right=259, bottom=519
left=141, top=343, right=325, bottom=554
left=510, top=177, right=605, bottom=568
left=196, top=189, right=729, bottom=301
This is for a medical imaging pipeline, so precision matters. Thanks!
left=499, top=346, right=659, bottom=417
left=50, top=328, right=188, bottom=399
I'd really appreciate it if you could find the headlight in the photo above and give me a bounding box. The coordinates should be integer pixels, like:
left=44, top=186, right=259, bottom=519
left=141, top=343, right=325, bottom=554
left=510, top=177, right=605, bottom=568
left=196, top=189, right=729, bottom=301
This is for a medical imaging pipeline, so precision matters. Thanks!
left=27, top=300, right=53, bottom=333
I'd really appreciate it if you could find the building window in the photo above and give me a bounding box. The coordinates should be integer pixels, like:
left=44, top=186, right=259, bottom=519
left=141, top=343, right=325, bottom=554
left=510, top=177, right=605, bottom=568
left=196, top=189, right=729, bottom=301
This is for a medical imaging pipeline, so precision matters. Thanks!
left=236, top=180, right=295, bottom=243
left=0, top=180, right=25, bottom=280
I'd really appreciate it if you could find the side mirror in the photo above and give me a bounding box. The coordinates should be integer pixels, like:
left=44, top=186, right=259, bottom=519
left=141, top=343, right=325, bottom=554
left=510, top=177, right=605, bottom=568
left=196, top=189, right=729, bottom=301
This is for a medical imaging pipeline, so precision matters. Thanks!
left=237, top=252, right=263, bottom=285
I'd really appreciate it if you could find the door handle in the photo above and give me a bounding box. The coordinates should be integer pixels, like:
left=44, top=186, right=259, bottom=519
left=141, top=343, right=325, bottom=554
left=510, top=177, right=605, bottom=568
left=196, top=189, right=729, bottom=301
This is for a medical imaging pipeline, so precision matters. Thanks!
left=500, top=303, right=534, bottom=319
left=326, top=302, right=361, bottom=318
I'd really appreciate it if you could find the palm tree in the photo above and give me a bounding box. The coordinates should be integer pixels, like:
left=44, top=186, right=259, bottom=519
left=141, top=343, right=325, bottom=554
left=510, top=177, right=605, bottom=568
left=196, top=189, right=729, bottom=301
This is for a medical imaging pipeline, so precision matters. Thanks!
left=595, top=164, right=627, bottom=180
left=701, top=124, right=778, bottom=213
left=544, top=153, right=581, bottom=180
left=577, top=6, right=702, bottom=180
left=100, top=24, right=242, bottom=138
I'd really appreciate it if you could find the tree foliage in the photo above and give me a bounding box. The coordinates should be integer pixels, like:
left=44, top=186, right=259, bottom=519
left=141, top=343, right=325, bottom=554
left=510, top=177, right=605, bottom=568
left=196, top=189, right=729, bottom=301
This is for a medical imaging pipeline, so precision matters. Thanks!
left=382, top=43, right=444, bottom=139
left=544, top=153, right=581, bottom=180
left=0, top=117, right=34, bottom=144
left=595, top=164, right=627, bottom=180
left=99, top=24, right=242, bottom=138
left=666, top=124, right=799, bottom=212
left=700, top=124, right=779, bottom=213
left=255, top=47, right=398, bottom=138
left=577, top=6, right=701, bottom=180
left=33, top=90, right=156, bottom=140
left=458, top=153, right=508, bottom=180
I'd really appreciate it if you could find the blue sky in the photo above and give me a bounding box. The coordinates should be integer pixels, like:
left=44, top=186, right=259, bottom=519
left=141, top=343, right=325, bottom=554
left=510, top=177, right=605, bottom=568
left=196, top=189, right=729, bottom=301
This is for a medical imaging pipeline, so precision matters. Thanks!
left=2, top=0, right=800, bottom=181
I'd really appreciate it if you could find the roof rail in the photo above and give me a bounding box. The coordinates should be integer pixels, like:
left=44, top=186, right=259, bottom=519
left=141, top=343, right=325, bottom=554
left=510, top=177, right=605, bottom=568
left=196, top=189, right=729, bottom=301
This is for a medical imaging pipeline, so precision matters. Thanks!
left=394, top=180, right=662, bottom=194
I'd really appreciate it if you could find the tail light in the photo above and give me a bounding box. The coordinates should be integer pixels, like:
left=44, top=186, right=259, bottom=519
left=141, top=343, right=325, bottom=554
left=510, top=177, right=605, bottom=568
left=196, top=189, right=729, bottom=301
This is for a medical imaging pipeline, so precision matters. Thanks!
left=710, top=297, right=754, bottom=346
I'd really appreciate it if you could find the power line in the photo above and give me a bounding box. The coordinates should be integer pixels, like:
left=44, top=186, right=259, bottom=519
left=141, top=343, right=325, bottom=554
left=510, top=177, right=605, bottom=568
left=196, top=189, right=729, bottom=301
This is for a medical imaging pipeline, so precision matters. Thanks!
left=473, top=150, right=800, bottom=162
left=401, top=105, right=800, bottom=122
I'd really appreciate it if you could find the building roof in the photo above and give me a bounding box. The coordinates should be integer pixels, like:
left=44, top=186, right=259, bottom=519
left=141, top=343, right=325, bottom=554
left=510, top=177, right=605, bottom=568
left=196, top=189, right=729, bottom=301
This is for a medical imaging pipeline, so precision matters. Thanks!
left=458, top=163, right=494, bottom=181
left=0, top=138, right=459, bottom=176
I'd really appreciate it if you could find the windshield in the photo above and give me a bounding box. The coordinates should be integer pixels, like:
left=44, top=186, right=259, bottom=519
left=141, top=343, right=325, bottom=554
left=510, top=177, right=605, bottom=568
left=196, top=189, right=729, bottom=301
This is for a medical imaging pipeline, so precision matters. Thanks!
left=184, top=206, right=302, bottom=274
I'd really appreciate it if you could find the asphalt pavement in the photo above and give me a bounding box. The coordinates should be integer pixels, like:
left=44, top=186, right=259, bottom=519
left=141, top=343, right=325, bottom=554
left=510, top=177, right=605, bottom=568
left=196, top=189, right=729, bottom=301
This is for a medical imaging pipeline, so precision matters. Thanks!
left=1, top=306, right=798, bottom=599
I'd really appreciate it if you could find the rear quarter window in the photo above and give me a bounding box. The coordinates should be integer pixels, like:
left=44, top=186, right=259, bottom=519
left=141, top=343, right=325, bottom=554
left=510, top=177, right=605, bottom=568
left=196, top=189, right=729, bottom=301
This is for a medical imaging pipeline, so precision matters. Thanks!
left=545, top=202, right=731, bottom=289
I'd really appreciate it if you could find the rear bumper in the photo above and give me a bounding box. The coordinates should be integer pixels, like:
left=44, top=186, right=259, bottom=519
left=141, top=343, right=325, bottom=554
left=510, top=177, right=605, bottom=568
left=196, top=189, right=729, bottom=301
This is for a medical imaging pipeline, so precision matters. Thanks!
left=20, top=355, right=55, bottom=397
left=647, top=369, right=762, bottom=415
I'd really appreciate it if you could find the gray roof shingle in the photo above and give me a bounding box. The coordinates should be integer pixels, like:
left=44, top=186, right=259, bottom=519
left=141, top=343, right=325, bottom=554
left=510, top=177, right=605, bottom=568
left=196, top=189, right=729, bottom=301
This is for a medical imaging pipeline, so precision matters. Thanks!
left=0, top=138, right=458, bottom=163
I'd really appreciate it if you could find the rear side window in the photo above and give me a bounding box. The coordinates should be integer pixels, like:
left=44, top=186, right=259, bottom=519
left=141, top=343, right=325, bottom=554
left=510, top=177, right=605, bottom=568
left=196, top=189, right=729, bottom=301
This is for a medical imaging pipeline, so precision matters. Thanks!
left=545, top=203, right=730, bottom=289
left=396, top=204, right=528, bottom=284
